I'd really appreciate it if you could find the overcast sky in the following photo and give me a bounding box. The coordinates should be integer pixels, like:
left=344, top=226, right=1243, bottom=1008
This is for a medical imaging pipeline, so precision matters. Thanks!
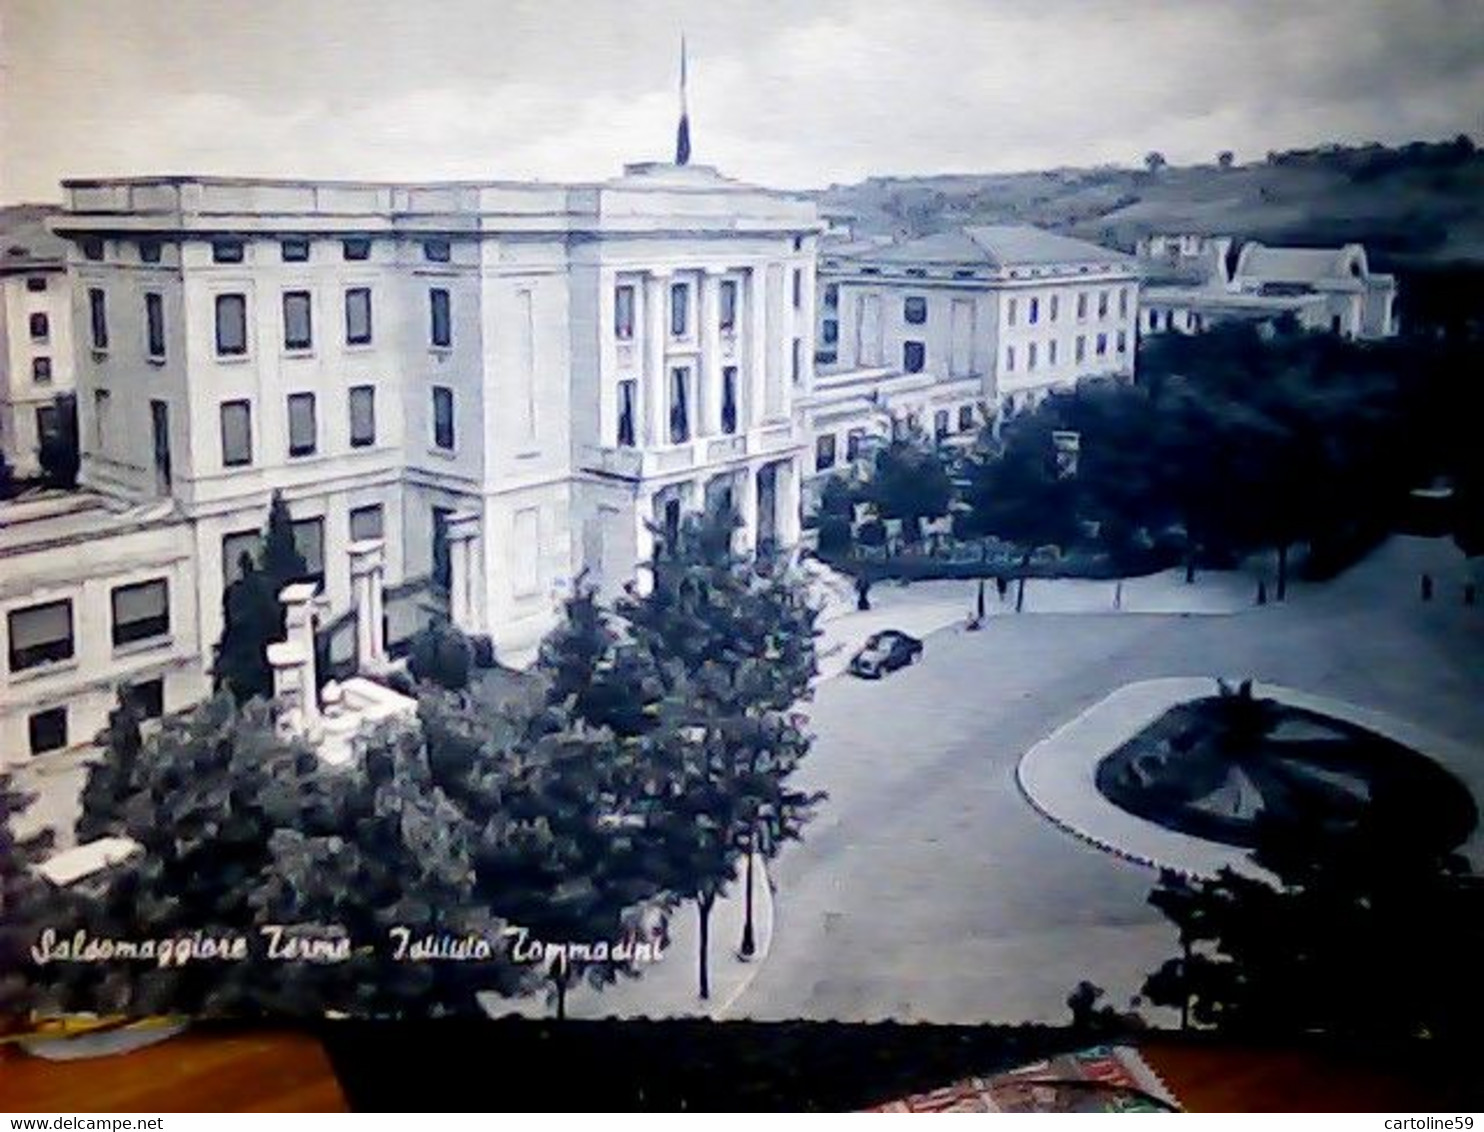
left=3, top=0, right=1482, bottom=202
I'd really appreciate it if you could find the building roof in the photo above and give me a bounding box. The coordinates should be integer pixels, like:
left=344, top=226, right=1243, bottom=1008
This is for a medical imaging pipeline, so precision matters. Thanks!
left=860, top=224, right=1134, bottom=269
left=0, top=204, right=66, bottom=272
left=1233, top=243, right=1361, bottom=285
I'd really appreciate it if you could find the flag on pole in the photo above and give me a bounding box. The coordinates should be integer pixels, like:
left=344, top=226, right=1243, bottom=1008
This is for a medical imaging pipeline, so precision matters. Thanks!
left=675, top=34, right=691, bottom=165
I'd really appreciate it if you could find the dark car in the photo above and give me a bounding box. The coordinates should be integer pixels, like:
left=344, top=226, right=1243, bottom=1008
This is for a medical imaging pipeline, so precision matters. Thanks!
left=848, top=629, right=924, bottom=679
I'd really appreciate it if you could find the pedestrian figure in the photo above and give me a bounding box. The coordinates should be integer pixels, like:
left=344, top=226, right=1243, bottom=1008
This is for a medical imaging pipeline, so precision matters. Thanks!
left=1113, top=580, right=1124, bottom=611
left=995, top=575, right=1008, bottom=602
left=856, top=573, right=872, bottom=612
left=1421, top=573, right=1434, bottom=602
left=1256, top=580, right=1267, bottom=606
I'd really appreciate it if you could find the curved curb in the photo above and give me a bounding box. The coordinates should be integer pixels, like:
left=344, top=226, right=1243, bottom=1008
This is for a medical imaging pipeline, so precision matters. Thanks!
left=712, top=852, right=775, bottom=1020
left=1016, top=677, right=1483, bottom=882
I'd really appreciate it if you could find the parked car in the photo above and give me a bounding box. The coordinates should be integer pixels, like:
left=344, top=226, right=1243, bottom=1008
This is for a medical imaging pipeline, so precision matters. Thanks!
left=848, top=629, right=924, bottom=679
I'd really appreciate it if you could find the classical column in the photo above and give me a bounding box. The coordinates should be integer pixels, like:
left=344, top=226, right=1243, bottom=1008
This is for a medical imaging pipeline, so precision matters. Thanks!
left=278, top=581, right=322, bottom=730
left=776, top=457, right=803, bottom=547
left=699, top=270, right=724, bottom=437
left=644, top=272, right=670, bottom=447
left=267, top=640, right=308, bottom=740
left=747, top=265, right=769, bottom=427
left=633, top=487, right=656, bottom=595
left=348, top=538, right=387, bottom=671
left=734, top=465, right=758, bottom=556
left=447, top=510, right=483, bottom=634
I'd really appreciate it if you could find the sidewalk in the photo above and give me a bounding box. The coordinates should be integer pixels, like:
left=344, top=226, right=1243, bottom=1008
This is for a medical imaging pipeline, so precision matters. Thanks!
left=482, top=852, right=774, bottom=1020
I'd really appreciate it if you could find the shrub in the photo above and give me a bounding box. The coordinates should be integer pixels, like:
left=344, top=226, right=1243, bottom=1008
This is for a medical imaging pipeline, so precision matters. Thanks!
left=857, top=519, right=887, bottom=549
left=408, top=622, right=474, bottom=691
left=469, top=634, right=496, bottom=669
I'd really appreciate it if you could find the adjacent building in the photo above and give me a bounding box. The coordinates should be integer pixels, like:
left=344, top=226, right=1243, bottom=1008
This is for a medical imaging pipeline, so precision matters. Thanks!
left=1137, top=233, right=1398, bottom=339
left=1, top=205, right=75, bottom=478
left=1, top=161, right=817, bottom=767
left=806, top=224, right=1140, bottom=487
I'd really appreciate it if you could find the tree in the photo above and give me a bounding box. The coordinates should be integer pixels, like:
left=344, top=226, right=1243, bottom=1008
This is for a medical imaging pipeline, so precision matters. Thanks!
left=1140, top=819, right=1484, bottom=1042
left=1, top=771, right=64, bottom=1017
left=211, top=555, right=282, bottom=704
left=538, top=579, right=655, bottom=738
left=261, top=490, right=308, bottom=586
left=1216, top=150, right=1235, bottom=170
left=861, top=435, right=953, bottom=544
left=76, top=688, right=145, bottom=842
left=37, top=392, right=80, bottom=490
left=815, top=476, right=856, bottom=557
left=615, top=509, right=823, bottom=997
left=1144, top=151, right=1168, bottom=175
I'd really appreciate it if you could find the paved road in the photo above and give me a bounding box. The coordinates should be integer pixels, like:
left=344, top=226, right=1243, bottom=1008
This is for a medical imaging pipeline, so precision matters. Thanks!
left=727, top=537, right=1484, bottom=1025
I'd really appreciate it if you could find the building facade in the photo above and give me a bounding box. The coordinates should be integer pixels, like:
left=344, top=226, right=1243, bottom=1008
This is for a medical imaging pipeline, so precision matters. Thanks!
left=0, top=162, right=816, bottom=767
left=1137, top=233, right=1398, bottom=339
left=1, top=206, right=75, bottom=478
left=806, top=225, right=1140, bottom=488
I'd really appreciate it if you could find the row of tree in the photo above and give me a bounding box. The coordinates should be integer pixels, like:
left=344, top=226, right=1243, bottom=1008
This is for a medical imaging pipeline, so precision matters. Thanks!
left=8, top=508, right=823, bottom=1020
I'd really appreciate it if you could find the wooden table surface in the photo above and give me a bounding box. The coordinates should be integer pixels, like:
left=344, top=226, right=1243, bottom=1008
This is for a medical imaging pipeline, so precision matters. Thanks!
left=1, top=1029, right=1471, bottom=1112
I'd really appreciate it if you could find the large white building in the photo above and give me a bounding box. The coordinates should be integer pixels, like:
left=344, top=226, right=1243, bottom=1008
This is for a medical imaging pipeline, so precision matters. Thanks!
left=1137, top=233, right=1398, bottom=339
left=1, top=206, right=75, bottom=479
left=806, top=225, right=1140, bottom=484
left=1, top=161, right=817, bottom=768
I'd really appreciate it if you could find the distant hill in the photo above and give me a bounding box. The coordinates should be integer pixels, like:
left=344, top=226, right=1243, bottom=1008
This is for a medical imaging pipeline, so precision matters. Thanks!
left=816, top=136, right=1484, bottom=269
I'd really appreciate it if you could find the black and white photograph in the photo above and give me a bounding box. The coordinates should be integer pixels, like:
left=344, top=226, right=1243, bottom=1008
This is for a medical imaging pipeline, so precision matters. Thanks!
left=1, top=0, right=1482, bottom=1113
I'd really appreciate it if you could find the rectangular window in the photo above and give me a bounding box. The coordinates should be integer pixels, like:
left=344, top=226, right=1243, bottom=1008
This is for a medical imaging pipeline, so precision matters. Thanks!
left=146, top=293, right=166, bottom=358
left=429, top=288, right=451, bottom=348
left=615, top=379, right=637, bottom=447
left=89, top=288, right=108, bottom=349
left=1118, top=288, right=1129, bottom=318
left=93, top=389, right=110, bottom=449
left=423, top=239, right=451, bottom=263
left=1098, top=290, right=1109, bottom=319
left=1005, top=345, right=1016, bottom=372
left=431, top=507, right=453, bottom=590
left=1029, top=297, right=1040, bottom=325
left=792, top=268, right=804, bottom=309
left=8, top=600, right=73, bottom=672
left=824, top=283, right=839, bottom=309
left=1048, top=340, right=1058, bottom=366
left=350, top=504, right=384, bottom=542
left=935, top=409, right=950, bottom=440
left=846, top=428, right=865, bottom=462
left=345, top=287, right=372, bottom=345
left=904, top=296, right=927, bottom=324
left=1117, top=330, right=1128, bottom=353
left=287, top=392, right=317, bottom=457
left=719, top=279, right=738, bottom=331
left=1096, top=332, right=1108, bottom=356
left=669, top=366, right=690, bottom=443
left=903, top=340, right=926, bottom=373
left=342, top=238, right=371, bottom=261
left=1076, top=335, right=1087, bottom=362
left=721, top=367, right=738, bottom=435
left=1028, top=342, right=1038, bottom=370
left=815, top=433, right=836, bottom=471
left=220, top=400, right=252, bottom=466
left=222, top=530, right=259, bottom=586
left=958, top=404, right=975, bottom=432
left=670, top=282, right=690, bottom=337
left=126, top=678, right=165, bottom=720
left=32, top=357, right=51, bottom=383
left=792, top=338, right=803, bottom=385
left=432, top=386, right=455, bottom=450
left=349, top=385, right=376, bottom=447
left=82, top=238, right=104, bottom=262
left=291, top=517, right=325, bottom=584
left=36, top=403, right=58, bottom=440
left=1007, top=297, right=1018, bottom=327
left=1077, top=292, right=1089, bottom=321
left=212, top=239, right=244, bottom=264
left=26, top=275, right=48, bottom=292
left=29, top=312, right=48, bottom=340
left=614, top=284, right=635, bottom=340
left=215, top=293, right=247, bottom=356
left=28, top=707, right=68, bottom=755
left=513, top=508, right=540, bottom=597
left=822, top=318, right=839, bottom=345
left=281, top=239, right=310, bottom=262
left=283, top=291, right=312, bottom=350
left=110, top=578, right=169, bottom=647
left=1049, top=294, right=1060, bottom=322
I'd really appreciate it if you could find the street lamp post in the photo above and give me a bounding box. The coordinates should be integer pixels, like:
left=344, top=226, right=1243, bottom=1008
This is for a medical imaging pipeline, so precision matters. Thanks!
left=739, top=823, right=757, bottom=960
